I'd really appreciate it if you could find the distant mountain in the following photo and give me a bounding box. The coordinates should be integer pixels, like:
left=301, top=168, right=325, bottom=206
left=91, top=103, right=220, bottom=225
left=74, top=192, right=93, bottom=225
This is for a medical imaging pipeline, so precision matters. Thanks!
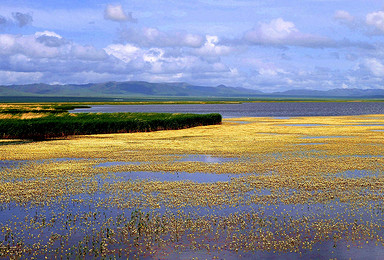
left=2, top=81, right=263, bottom=98
left=1, top=81, right=384, bottom=99
left=275, top=88, right=384, bottom=98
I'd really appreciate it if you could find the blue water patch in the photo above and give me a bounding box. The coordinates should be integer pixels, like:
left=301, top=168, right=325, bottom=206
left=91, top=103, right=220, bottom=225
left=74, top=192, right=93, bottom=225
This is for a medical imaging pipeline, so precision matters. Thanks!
left=280, top=124, right=327, bottom=126
left=301, top=136, right=351, bottom=139
left=333, top=170, right=380, bottom=178
left=226, top=120, right=254, bottom=124
left=371, top=129, right=384, bottom=132
left=72, top=102, right=384, bottom=118
left=95, top=155, right=238, bottom=167
left=104, top=171, right=243, bottom=183
left=176, top=154, right=237, bottom=163
left=352, top=155, right=383, bottom=158
left=273, top=117, right=291, bottom=119
left=296, top=143, right=325, bottom=145
left=350, top=124, right=384, bottom=126
left=0, top=160, right=23, bottom=168
left=95, top=161, right=142, bottom=167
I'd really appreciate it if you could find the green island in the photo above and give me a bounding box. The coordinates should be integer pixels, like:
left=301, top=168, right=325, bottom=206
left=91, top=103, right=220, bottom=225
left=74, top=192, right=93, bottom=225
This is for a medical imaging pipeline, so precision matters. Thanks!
left=0, top=104, right=221, bottom=140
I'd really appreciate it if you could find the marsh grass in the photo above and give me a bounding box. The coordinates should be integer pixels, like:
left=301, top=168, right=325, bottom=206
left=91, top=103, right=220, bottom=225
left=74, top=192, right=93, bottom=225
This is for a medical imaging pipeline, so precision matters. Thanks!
left=0, top=112, right=222, bottom=140
left=0, top=104, right=91, bottom=114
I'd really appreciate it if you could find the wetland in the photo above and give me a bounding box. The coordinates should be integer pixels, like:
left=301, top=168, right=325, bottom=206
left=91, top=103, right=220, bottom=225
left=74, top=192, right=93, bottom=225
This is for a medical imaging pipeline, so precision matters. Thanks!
left=1, top=102, right=384, bottom=259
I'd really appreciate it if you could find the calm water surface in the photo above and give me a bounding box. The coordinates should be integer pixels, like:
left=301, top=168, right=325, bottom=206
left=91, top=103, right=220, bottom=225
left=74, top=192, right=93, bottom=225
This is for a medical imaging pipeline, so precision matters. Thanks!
left=73, top=102, right=384, bottom=118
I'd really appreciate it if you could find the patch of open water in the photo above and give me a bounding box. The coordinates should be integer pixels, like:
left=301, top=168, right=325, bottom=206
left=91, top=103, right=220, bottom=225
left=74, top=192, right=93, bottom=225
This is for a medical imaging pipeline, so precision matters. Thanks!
left=101, top=171, right=244, bottom=183
left=280, top=124, right=328, bottom=126
left=95, top=154, right=237, bottom=167
left=332, top=170, right=381, bottom=178
left=296, top=143, right=325, bottom=145
left=72, top=102, right=384, bottom=118
left=301, top=135, right=352, bottom=139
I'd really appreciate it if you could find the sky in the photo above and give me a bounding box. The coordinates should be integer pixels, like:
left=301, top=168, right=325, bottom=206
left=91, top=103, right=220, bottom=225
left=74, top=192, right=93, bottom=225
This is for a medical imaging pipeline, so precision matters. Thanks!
left=0, top=0, right=384, bottom=91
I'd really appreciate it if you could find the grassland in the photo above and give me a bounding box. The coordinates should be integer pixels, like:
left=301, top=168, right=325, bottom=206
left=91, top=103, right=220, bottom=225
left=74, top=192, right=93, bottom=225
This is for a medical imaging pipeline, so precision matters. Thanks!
left=1, top=112, right=384, bottom=258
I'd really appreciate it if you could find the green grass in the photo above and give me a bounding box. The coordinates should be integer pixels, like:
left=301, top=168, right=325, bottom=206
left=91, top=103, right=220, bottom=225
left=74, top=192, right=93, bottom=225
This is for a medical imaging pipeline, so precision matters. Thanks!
left=0, top=104, right=91, bottom=114
left=0, top=112, right=222, bottom=140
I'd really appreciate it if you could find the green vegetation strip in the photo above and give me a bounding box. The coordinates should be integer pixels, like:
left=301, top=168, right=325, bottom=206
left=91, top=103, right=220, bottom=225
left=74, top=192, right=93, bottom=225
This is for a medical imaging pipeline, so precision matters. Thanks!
left=0, top=104, right=91, bottom=114
left=0, top=112, right=222, bottom=140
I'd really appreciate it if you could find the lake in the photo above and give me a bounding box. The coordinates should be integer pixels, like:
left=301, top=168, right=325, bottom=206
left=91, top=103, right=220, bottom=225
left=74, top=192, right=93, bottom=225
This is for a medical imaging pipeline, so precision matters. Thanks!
left=73, top=101, right=384, bottom=118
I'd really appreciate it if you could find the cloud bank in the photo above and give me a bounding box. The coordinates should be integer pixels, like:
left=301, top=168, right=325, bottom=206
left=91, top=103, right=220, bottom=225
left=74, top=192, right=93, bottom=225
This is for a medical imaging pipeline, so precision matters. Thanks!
left=0, top=2, right=384, bottom=91
left=243, top=18, right=333, bottom=48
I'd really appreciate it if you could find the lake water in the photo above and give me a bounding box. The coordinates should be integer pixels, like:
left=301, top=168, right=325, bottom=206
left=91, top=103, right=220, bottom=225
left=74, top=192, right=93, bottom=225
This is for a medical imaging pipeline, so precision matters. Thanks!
left=73, top=102, right=384, bottom=118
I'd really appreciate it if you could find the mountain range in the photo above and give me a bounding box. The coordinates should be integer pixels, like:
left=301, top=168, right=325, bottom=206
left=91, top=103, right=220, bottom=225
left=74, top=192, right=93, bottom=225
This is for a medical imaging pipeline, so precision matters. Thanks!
left=1, top=81, right=384, bottom=100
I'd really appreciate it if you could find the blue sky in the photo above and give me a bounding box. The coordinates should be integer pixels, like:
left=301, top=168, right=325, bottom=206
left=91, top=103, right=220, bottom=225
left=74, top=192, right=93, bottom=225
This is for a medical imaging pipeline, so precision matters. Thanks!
left=0, top=0, right=384, bottom=91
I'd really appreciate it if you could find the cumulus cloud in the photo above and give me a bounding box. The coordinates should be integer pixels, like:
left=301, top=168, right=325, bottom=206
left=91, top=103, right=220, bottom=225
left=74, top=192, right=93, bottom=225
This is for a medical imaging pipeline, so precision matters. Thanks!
left=0, top=32, right=119, bottom=78
left=193, top=35, right=234, bottom=56
left=12, top=12, right=33, bottom=27
left=366, top=11, right=384, bottom=33
left=35, top=31, right=68, bottom=47
left=364, top=58, right=384, bottom=77
left=104, top=4, right=136, bottom=22
left=120, top=27, right=204, bottom=48
left=103, top=42, right=232, bottom=78
left=0, top=71, right=43, bottom=84
left=243, top=18, right=333, bottom=48
left=104, top=44, right=140, bottom=63
left=0, top=31, right=233, bottom=85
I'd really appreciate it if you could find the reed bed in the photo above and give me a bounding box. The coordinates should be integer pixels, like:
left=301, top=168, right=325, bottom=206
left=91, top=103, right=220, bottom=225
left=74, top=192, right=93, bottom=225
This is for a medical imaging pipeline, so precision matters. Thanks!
left=0, top=112, right=222, bottom=140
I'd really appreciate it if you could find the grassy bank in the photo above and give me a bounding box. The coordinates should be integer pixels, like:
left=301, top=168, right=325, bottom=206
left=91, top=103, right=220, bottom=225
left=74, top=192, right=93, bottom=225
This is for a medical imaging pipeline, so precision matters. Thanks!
left=0, top=112, right=222, bottom=140
left=0, top=104, right=90, bottom=114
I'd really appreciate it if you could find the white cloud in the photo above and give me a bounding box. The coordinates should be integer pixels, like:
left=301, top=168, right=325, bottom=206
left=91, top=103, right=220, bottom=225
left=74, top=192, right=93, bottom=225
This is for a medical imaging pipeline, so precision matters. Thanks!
left=35, top=31, right=62, bottom=38
left=0, top=32, right=112, bottom=62
left=0, top=31, right=235, bottom=85
left=71, top=45, right=108, bottom=61
left=0, top=34, right=16, bottom=54
left=120, top=27, right=204, bottom=48
left=193, top=35, right=233, bottom=56
left=35, top=31, right=67, bottom=47
left=334, top=10, right=354, bottom=23
left=364, top=58, right=384, bottom=77
left=104, top=44, right=140, bottom=63
left=244, top=18, right=333, bottom=48
left=0, top=70, right=43, bottom=84
left=366, top=11, right=384, bottom=33
left=104, top=4, right=136, bottom=22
